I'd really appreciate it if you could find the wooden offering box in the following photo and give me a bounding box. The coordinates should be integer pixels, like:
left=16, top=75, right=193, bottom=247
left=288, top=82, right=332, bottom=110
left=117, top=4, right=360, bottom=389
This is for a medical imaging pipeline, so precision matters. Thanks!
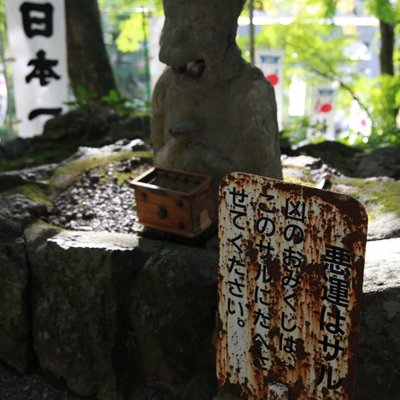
left=131, top=167, right=216, bottom=237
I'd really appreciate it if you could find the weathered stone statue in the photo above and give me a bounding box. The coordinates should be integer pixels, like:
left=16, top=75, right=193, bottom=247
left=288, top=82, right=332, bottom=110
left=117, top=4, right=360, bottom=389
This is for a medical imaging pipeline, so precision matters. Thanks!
left=151, top=0, right=282, bottom=185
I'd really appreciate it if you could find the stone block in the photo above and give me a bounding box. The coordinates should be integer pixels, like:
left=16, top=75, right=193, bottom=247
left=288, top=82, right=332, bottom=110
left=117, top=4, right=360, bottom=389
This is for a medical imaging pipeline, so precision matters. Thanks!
left=25, top=223, right=218, bottom=400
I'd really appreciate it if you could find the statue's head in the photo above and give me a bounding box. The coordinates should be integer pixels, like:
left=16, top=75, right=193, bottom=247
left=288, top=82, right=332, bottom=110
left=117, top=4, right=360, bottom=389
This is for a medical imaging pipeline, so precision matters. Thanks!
left=159, top=0, right=245, bottom=79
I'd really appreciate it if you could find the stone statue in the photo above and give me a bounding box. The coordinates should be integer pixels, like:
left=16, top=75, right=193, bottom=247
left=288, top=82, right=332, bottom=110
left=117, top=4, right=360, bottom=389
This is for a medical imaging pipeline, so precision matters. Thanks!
left=151, top=0, right=283, bottom=187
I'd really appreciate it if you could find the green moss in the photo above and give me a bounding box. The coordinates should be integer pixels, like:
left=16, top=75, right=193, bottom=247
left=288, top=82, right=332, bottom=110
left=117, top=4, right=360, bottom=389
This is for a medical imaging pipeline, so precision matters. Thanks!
left=0, top=184, right=52, bottom=208
left=51, top=150, right=153, bottom=190
left=332, top=177, right=400, bottom=219
left=115, top=171, right=134, bottom=186
left=371, top=182, right=400, bottom=217
left=283, top=175, right=315, bottom=187
left=283, top=166, right=315, bottom=187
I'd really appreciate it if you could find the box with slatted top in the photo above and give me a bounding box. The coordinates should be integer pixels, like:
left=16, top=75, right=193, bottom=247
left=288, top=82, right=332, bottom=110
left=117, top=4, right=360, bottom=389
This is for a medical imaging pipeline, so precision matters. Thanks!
left=131, top=167, right=215, bottom=237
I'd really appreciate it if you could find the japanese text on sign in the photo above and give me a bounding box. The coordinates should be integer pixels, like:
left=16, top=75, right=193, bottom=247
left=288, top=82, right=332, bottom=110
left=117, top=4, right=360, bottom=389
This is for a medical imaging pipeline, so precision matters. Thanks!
left=6, top=0, right=68, bottom=138
left=217, top=173, right=367, bottom=400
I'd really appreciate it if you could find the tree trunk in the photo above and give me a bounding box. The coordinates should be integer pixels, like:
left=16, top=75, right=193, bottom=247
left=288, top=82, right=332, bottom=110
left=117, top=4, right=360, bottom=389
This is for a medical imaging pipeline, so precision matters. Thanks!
left=379, top=19, right=395, bottom=76
left=65, top=0, right=117, bottom=98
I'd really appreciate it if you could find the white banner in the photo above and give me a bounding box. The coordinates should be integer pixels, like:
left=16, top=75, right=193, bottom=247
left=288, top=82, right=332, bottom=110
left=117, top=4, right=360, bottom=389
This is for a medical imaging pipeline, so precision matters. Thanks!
left=349, top=100, right=372, bottom=139
left=308, top=85, right=337, bottom=140
left=288, top=76, right=306, bottom=117
left=149, top=16, right=165, bottom=92
left=0, top=73, right=7, bottom=126
left=5, top=0, right=68, bottom=138
left=255, top=49, right=284, bottom=130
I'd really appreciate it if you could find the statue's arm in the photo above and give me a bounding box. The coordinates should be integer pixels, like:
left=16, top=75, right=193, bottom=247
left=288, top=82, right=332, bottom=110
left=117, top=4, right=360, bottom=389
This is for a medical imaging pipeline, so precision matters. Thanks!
left=235, top=72, right=282, bottom=178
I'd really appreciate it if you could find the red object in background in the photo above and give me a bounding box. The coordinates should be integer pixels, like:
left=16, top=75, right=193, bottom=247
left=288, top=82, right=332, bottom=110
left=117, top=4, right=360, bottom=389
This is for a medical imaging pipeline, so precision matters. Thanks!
left=266, top=73, right=279, bottom=86
left=320, top=103, right=332, bottom=113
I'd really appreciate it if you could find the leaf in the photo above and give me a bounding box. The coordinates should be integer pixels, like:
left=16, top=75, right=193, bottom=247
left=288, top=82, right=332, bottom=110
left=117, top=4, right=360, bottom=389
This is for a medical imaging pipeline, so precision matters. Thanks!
left=116, top=13, right=144, bottom=53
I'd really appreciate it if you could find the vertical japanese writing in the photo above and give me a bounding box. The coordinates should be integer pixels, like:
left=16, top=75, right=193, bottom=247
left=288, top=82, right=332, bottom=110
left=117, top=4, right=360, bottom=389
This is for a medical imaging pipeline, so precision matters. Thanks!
left=217, top=173, right=367, bottom=400
left=20, top=2, right=62, bottom=120
left=317, top=245, right=352, bottom=390
left=279, top=198, right=306, bottom=367
left=20, top=2, right=54, bottom=38
left=252, top=193, right=276, bottom=371
left=225, top=187, right=250, bottom=330
left=6, top=0, right=68, bottom=137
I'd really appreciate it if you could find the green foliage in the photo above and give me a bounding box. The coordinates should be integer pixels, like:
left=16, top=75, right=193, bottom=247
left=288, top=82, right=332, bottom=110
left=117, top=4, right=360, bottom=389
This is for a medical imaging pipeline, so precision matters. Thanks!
left=99, top=0, right=163, bottom=54
left=280, top=116, right=310, bottom=147
left=0, top=0, right=5, bottom=30
left=116, top=13, right=144, bottom=53
left=242, top=0, right=400, bottom=148
left=65, top=85, right=99, bottom=114
left=102, top=89, right=150, bottom=116
left=365, top=0, right=400, bottom=24
left=357, top=75, right=400, bottom=146
left=256, top=0, right=336, bottom=19
left=66, top=85, right=149, bottom=117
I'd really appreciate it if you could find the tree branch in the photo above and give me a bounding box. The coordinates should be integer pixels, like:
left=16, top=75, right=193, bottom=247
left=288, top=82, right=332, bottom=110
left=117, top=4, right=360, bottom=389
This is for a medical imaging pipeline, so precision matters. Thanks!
left=286, top=39, right=374, bottom=121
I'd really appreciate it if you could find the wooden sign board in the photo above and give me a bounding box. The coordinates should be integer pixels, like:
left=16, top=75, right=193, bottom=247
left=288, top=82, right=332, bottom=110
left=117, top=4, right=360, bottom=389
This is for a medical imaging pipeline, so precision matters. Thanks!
left=217, top=173, right=368, bottom=399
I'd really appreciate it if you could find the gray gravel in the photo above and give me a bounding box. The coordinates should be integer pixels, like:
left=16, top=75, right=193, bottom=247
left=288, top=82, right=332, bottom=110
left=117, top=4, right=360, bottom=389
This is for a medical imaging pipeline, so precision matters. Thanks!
left=47, top=159, right=150, bottom=234
left=0, top=361, right=83, bottom=400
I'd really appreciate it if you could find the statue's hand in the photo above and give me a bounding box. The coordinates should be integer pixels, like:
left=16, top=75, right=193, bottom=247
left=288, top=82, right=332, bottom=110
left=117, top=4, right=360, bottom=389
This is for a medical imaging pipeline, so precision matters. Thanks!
left=169, top=119, right=200, bottom=138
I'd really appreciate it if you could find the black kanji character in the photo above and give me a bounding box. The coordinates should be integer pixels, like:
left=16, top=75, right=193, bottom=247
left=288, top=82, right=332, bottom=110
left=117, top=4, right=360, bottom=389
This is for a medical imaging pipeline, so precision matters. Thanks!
left=254, top=309, right=271, bottom=329
left=28, top=107, right=62, bottom=120
left=279, top=333, right=297, bottom=354
left=255, top=286, right=271, bottom=306
left=258, top=193, right=276, bottom=213
left=282, top=269, right=300, bottom=288
left=284, top=292, right=296, bottom=312
left=317, top=364, right=344, bottom=390
left=284, top=224, right=304, bottom=244
left=283, top=246, right=303, bottom=268
left=281, top=311, right=296, bottom=332
left=256, top=240, right=275, bottom=260
left=228, top=186, right=249, bottom=208
left=228, top=234, right=243, bottom=253
left=253, top=355, right=270, bottom=371
left=255, top=263, right=273, bottom=284
left=227, top=298, right=244, bottom=316
left=320, top=305, right=345, bottom=335
left=230, top=209, right=247, bottom=231
left=253, top=333, right=269, bottom=350
left=256, top=217, right=275, bottom=236
left=228, top=255, right=245, bottom=276
left=324, top=245, right=351, bottom=265
left=228, top=278, right=245, bottom=298
left=25, top=50, right=60, bottom=86
left=20, top=2, right=54, bottom=38
left=319, top=335, right=345, bottom=361
left=323, top=277, right=350, bottom=308
left=285, top=198, right=306, bottom=222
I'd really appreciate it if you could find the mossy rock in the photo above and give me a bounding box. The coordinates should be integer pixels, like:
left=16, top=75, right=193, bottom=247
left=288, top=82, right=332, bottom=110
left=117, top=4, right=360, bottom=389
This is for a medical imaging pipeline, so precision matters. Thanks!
left=295, top=141, right=363, bottom=176
left=51, top=150, right=152, bottom=191
left=331, top=177, right=400, bottom=240
left=0, top=184, right=52, bottom=209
